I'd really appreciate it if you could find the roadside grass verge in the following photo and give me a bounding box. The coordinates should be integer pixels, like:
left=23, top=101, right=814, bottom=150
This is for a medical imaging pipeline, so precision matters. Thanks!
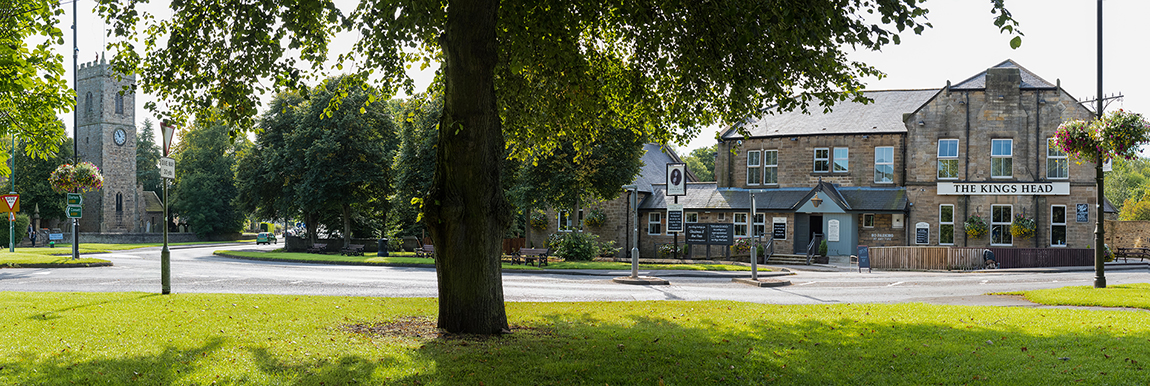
left=2, top=292, right=1148, bottom=385
left=0, top=247, right=111, bottom=266
left=1005, top=283, right=1150, bottom=310
left=215, top=250, right=757, bottom=271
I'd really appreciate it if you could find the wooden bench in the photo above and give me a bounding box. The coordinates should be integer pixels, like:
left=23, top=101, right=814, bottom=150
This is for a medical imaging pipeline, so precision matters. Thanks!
left=1116, top=247, right=1150, bottom=262
left=516, top=248, right=549, bottom=267
left=416, top=244, right=435, bottom=259
left=307, top=243, right=328, bottom=254
left=341, top=244, right=365, bottom=256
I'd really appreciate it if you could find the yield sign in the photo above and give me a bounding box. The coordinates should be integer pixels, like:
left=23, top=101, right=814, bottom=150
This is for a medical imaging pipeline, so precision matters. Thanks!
left=1, top=194, right=18, bottom=212
left=161, top=121, right=176, bottom=157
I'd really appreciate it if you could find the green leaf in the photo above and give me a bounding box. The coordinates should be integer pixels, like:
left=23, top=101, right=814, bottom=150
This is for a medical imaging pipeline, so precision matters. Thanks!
left=1010, top=36, right=1022, bottom=50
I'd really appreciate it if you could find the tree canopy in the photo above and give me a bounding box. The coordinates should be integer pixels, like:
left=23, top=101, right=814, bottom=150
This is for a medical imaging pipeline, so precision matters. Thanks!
left=0, top=0, right=71, bottom=165
left=99, top=0, right=1023, bottom=334
left=171, top=119, right=247, bottom=238
left=683, top=145, right=717, bottom=182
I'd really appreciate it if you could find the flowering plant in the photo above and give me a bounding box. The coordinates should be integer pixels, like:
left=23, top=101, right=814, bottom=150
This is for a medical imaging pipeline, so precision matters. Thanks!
left=529, top=210, right=548, bottom=229
left=1053, top=109, right=1150, bottom=163
left=964, top=214, right=988, bottom=238
left=1010, top=214, right=1036, bottom=239
left=658, top=243, right=684, bottom=258
left=49, top=162, right=104, bottom=193
left=583, top=208, right=606, bottom=228
left=733, top=237, right=753, bottom=253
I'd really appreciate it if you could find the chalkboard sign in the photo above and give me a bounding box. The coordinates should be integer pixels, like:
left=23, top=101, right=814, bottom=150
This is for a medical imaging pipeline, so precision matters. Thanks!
left=772, top=220, right=787, bottom=239
left=915, top=222, right=929, bottom=244
left=685, top=224, right=708, bottom=244
left=857, top=245, right=871, bottom=273
left=707, top=224, right=734, bottom=245
left=1076, top=203, right=1089, bottom=223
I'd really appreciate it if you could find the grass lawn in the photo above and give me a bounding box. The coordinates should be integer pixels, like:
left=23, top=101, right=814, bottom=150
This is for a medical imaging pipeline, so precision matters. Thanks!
left=1009, top=283, right=1150, bottom=310
left=2, top=292, right=1149, bottom=385
left=0, top=247, right=111, bottom=266
left=215, top=250, right=757, bottom=271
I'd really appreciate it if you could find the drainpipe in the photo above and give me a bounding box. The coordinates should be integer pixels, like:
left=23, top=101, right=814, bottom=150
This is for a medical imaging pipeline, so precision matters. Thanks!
left=963, top=91, right=971, bottom=247
left=1035, top=90, right=1042, bottom=248
left=622, top=185, right=639, bottom=278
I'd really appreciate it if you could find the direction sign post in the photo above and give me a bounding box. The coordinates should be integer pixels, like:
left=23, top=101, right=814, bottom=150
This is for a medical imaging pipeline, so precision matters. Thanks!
left=66, top=205, right=82, bottom=218
left=159, top=122, right=176, bottom=295
left=67, top=193, right=82, bottom=205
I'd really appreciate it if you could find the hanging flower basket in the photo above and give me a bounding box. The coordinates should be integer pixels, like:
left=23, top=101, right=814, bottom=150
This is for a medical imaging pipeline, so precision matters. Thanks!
left=583, top=208, right=606, bottom=228
left=529, top=210, right=549, bottom=229
left=1011, top=214, right=1036, bottom=239
left=49, top=162, right=104, bottom=193
left=1054, top=109, right=1150, bottom=163
left=964, top=214, right=988, bottom=238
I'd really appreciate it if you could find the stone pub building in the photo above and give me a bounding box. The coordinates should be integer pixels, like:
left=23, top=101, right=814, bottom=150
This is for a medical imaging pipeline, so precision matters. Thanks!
left=638, top=60, right=1107, bottom=258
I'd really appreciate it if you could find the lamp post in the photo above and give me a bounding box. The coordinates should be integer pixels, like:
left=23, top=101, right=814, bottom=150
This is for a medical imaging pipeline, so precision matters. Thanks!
left=1093, top=0, right=1106, bottom=289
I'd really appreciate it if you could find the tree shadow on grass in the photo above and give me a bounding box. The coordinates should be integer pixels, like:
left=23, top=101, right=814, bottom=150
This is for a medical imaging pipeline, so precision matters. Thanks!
left=388, top=302, right=1150, bottom=385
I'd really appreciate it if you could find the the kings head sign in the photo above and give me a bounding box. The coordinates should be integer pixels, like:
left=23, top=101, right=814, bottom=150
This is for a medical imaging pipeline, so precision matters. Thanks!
left=937, top=182, right=1070, bottom=196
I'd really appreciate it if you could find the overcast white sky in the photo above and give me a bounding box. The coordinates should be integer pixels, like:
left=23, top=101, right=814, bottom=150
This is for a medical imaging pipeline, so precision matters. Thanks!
left=52, top=0, right=1148, bottom=152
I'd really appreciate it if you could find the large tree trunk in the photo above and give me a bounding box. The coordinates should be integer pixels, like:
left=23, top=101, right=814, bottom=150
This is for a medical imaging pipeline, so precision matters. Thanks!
left=426, top=0, right=510, bottom=334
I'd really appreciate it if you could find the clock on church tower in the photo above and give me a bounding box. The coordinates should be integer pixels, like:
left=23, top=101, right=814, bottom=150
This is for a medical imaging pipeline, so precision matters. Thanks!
left=75, top=55, right=139, bottom=233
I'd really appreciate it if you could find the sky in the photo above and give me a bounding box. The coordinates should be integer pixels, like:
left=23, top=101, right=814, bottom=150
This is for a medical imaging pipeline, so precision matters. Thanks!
left=48, top=0, right=1150, bottom=152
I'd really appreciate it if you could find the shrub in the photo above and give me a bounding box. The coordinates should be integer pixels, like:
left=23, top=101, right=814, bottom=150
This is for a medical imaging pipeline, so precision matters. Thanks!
left=0, top=214, right=29, bottom=248
left=658, top=243, right=685, bottom=258
left=552, top=232, right=597, bottom=261
left=596, top=239, right=622, bottom=257
left=818, top=239, right=828, bottom=257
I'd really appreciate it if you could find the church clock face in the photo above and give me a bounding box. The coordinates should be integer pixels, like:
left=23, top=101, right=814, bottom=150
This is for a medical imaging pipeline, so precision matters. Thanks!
left=113, top=128, right=126, bottom=146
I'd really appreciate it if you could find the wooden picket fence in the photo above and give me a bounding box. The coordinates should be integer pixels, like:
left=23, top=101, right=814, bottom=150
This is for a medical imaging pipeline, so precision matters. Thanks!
left=868, top=246, right=985, bottom=271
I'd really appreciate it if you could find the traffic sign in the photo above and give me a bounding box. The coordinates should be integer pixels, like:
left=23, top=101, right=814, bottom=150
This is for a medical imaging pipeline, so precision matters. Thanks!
left=159, top=157, right=176, bottom=179
left=161, top=121, right=176, bottom=156
left=1, top=194, right=18, bottom=212
left=66, top=205, right=82, bottom=219
left=67, top=193, right=83, bottom=205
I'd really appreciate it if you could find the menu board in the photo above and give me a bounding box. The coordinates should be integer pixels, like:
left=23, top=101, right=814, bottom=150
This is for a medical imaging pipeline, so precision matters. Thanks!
left=857, top=245, right=870, bottom=273
left=772, top=218, right=787, bottom=240
left=1076, top=203, right=1089, bottom=223
left=707, top=224, right=734, bottom=245
left=915, top=222, right=929, bottom=244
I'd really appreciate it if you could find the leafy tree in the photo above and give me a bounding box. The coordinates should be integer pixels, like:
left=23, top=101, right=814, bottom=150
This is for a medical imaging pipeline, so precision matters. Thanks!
left=510, top=124, right=646, bottom=212
left=239, top=78, right=397, bottom=245
left=99, top=0, right=1023, bottom=334
left=1104, top=157, right=1150, bottom=212
left=14, top=136, right=72, bottom=225
left=683, top=145, right=717, bottom=182
left=388, top=92, right=441, bottom=240
left=171, top=119, right=246, bottom=238
left=1119, top=198, right=1150, bottom=222
left=136, top=119, right=163, bottom=194
left=0, top=0, right=71, bottom=166
left=290, top=76, right=397, bottom=245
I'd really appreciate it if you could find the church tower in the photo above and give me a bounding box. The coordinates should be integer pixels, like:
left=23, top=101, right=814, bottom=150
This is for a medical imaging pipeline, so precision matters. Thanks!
left=76, top=55, right=138, bottom=232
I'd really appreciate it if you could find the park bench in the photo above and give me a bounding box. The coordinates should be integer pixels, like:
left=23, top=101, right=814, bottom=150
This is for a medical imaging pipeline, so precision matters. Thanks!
left=307, top=243, right=328, bottom=254
left=416, top=244, right=435, bottom=259
left=1115, top=247, right=1150, bottom=262
left=341, top=244, right=365, bottom=256
left=516, top=248, right=549, bottom=267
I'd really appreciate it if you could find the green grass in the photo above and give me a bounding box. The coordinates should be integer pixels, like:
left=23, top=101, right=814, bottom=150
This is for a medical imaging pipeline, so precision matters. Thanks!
left=2, top=292, right=1149, bottom=385
left=0, top=247, right=111, bottom=266
left=216, top=250, right=757, bottom=271
left=1008, top=283, right=1150, bottom=309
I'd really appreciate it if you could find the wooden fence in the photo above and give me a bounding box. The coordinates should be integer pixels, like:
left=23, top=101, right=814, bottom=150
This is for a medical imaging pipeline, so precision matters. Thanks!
left=988, top=247, right=1094, bottom=268
left=868, top=246, right=985, bottom=271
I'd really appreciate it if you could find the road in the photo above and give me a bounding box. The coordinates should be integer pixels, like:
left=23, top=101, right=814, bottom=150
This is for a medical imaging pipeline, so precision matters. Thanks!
left=1, top=243, right=1147, bottom=306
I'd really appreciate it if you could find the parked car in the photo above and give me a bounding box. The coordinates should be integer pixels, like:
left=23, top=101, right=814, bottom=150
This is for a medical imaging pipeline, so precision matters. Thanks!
left=257, top=232, right=277, bottom=245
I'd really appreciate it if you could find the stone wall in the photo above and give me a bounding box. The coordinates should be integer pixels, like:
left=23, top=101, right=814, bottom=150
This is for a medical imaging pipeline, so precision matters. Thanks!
left=1105, top=220, right=1150, bottom=248
left=716, top=133, right=904, bottom=189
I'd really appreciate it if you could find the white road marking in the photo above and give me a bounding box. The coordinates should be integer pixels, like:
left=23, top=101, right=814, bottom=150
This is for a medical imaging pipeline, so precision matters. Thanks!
left=32, top=271, right=51, bottom=275
left=887, top=281, right=904, bottom=287
left=980, top=280, right=989, bottom=284
left=796, top=281, right=817, bottom=286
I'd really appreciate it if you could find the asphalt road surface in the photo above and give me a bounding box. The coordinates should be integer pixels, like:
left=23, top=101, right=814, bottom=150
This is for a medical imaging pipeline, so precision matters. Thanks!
left=2, top=243, right=1147, bottom=306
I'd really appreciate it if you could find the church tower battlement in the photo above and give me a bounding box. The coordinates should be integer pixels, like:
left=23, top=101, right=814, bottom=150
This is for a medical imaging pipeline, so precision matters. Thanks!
left=76, top=55, right=138, bottom=232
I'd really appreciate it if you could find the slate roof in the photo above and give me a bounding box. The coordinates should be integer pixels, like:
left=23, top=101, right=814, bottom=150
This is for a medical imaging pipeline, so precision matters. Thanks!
left=950, top=59, right=1057, bottom=90
left=639, top=182, right=908, bottom=213
left=722, top=89, right=939, bottom=139
left=631, top=143, right=697, bottom=193
left=143, top=191, right=164, bottom=213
